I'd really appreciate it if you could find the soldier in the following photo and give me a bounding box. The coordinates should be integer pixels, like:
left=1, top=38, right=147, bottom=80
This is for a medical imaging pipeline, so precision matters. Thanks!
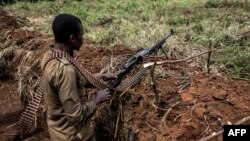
left=42, top=14, right=115, bottom=141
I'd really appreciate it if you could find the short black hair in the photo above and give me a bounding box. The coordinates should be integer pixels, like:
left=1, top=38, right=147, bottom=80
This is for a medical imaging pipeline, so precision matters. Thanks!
left=52, top=13, right=82, bottom=43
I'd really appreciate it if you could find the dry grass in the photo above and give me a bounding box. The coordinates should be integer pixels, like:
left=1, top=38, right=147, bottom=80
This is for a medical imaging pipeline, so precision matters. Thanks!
left=17, top=51, right=41, bottom=107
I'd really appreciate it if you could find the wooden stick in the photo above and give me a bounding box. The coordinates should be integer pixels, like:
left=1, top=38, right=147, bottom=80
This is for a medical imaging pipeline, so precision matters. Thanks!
left=150, top=61, right=164, bottom=115
left=150, top=61, right=159, bottom=104
left=114, top=104, right=122, bottom=139
left=145, top=121, right=161, bottom=133
left=198, top=116, right=250, bottom=141
left=161, top=102, right=180, bottom=128
left=143, top=48, right=221, bottom=68
left=207, top=42, right=212, bottom=75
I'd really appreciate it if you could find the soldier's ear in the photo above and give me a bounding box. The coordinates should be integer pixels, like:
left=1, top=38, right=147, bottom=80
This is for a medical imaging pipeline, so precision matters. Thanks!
left=69, top=34, right=77, bottom=43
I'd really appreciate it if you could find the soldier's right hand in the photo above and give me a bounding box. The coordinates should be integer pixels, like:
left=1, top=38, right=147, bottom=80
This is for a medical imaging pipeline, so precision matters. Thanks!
left=94, top=88, right=111, bottom=105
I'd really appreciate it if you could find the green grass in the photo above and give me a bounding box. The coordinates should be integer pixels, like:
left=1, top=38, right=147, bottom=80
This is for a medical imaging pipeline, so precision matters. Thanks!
left=3, top=0, right=208, bottom=47
left=3, top=0, right=250, bottom=80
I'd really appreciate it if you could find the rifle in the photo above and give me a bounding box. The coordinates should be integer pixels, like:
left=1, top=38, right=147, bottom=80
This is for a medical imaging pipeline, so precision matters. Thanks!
left=114, top=29, right=174, bottom=83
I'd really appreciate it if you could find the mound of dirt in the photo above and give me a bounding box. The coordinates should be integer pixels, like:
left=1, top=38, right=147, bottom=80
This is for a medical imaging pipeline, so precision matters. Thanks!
left=0, top=9, right=18, bottom=31
left=0, top=9, right=249, bottom=141
left=129, top=71, right=250, bottom=141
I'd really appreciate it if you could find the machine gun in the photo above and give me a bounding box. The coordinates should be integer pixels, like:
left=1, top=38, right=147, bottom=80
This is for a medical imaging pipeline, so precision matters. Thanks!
left=115, top=29, right=174, bottom=82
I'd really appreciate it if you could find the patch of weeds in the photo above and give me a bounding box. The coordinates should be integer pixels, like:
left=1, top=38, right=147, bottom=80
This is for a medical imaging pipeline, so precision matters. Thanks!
left=205, top=0, right=221, bottom=8
left=216, top=41, right=250, bottom=80
left=168, top=16, right=188, bottom=26
left=193, top=35, right=210, bottom=45
left=192, top=24, right=203, bottom=34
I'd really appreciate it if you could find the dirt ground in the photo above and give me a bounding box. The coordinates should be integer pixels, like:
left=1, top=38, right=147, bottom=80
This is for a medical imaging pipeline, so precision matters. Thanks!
left=0, top=9, right=249, bottom=141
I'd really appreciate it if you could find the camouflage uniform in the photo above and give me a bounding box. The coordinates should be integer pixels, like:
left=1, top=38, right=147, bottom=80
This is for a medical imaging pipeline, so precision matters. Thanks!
left=42, top=50, right=96, bottom=141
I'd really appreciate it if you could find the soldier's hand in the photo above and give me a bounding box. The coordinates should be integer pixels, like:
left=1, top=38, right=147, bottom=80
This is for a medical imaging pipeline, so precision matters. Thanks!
left=94, top=88, right=111, bottom=105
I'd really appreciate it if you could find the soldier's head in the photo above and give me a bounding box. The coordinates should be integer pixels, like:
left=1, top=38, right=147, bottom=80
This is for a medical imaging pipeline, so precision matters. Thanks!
left=52, top=13, right=83, bottom=50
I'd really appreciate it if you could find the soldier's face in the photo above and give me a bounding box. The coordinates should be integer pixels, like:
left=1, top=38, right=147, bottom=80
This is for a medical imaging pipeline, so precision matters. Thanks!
left=70, top=24, right=84, bottom=51
left=76, top=25, right=84, bottom=50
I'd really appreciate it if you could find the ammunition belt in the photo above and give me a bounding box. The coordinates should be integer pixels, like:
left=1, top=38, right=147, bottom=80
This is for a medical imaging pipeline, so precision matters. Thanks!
left=19, top=49, right=146, bottom=135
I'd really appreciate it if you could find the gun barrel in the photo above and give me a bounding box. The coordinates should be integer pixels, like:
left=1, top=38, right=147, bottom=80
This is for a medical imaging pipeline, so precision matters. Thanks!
left=114, top=29, right=174, bottom=87
left=150, top=31, right=174, bottom=53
